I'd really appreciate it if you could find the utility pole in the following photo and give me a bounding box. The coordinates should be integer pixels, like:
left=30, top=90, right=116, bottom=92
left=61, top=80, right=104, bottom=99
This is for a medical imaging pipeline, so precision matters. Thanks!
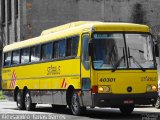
left=0, top=22, right=2, bottom=90
left=0, top=19, right=6, bottom=90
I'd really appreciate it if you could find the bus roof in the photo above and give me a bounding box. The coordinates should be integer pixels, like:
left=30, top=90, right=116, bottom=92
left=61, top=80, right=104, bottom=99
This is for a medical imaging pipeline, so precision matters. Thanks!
left=3, top=21, right=149, bottom=52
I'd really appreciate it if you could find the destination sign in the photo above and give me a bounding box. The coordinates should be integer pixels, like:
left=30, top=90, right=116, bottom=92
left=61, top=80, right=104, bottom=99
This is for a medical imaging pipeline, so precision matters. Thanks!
left=93, top=33, right=111, bottom=39
left=93, top=33, right=122, bottom=39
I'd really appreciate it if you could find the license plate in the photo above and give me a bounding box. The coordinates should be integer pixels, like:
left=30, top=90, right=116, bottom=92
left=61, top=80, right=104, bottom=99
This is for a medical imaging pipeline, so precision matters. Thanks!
left=123, top=100, right=134, bottom=104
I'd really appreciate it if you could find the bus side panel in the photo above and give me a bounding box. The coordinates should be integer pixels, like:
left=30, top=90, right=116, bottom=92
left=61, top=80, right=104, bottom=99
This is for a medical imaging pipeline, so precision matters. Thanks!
left=2, top=58, right=80, bottom=105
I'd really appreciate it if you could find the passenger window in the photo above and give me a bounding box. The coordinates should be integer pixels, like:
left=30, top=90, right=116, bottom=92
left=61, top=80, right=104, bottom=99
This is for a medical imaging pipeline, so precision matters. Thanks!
left=41, top=43, right=52, bottom=61
left=59, top=40, right=66, bottom=58
left=82, top=34, right=90, bottom=70
left=72, top=36, right=79, bottom=56
left=66, top=36, right=79, bottom=57
left=4, top=52, right=11, bottom=67
left=21, top=48, right=30, bottom=64
left=53, top=42, right=59, bottom=59
left=31, top=45, right=40, bottom=62
left=12, top=50, right=20, bottom=65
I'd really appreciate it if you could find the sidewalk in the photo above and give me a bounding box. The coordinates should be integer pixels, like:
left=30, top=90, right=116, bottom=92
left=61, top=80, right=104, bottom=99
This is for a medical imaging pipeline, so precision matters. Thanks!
left=0, top=99, right=7, bottom=102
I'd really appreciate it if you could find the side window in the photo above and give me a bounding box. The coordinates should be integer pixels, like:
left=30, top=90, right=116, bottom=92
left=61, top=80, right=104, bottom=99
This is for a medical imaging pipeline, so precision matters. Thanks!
left=41, top=43, right=53, bottom=61
left=31, top=45, right=40, bottom=62
left=72, top=36, right=79, bottom=56
left=59, top=40, right=66, bottom=58
left=53, top=42, right=59, bottom=59
left=21, top=48, right=30, bottom=64
left=12, top=50, right=20, bottom=65
left=66, top=36, right=79, bottom=57
left=4, top=52, right=11, bottom=67
left=82, top=34, right=90, bottom=70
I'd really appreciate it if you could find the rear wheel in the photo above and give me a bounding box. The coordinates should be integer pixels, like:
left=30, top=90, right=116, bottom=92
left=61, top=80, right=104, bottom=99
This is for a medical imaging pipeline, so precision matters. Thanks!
left=25, top=90, right=36, bottom=111
left=119, top=105, right=134, bottom=114
left=16, top=90, right=25, bottom=110
left=155, top=97, right=160, bottom=109
left=70, top=92, right=86, bottom=115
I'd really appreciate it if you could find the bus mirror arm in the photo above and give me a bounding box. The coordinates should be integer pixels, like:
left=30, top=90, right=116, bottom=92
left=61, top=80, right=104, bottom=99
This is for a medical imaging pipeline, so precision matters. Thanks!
left=155, top=43, right=159, bottom=57
left=152, top=35, right=159, bottom=57
left=89, top=42, right=93, bottom=56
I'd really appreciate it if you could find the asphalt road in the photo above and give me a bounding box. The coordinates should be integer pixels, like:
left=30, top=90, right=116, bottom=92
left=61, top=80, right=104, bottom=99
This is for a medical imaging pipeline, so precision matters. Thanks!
left=0, top=100, right=160, bottom=120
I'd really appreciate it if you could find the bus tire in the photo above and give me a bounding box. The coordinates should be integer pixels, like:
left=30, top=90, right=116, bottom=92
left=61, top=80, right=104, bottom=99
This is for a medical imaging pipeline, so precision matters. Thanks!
left=16, top=90, right=25, bottom=110
left=25, top=90, right=36, bottom=111
left=119, top=105, right=134, bottom=114
left=155, top=97, right=160, bottom=109
left=70, top=92, right=83, bottom=116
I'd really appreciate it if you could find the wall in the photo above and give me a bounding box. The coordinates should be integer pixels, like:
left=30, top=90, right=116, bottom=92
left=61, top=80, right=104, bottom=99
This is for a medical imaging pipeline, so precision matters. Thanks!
left=19, top=0, right=160, bottom=41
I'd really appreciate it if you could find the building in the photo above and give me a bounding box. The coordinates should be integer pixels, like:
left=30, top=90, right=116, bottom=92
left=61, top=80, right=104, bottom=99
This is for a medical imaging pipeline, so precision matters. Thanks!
left=0, top=0, right=160, bottom=88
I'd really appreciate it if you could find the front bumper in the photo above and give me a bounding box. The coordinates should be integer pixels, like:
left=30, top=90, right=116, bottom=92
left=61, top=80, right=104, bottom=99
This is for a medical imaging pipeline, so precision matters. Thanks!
left=92, top=92, right=158, bottom=107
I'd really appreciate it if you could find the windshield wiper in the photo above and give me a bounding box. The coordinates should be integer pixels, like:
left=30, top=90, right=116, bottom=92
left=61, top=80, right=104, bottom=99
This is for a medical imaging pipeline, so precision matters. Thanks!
left=129, top=56, right=146, bottom=72
left=112, top=56, right=124, bottom=72
left=127, top=47, right=145, bottom=72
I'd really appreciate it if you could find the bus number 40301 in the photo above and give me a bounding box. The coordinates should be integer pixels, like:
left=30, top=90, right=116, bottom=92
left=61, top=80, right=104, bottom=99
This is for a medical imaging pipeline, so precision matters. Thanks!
left=99, top=78, right=116, bottom=82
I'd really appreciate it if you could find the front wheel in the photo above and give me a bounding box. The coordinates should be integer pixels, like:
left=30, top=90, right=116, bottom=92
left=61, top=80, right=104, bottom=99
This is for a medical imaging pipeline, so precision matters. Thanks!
left=25, top=90, right=36, bottom=111
left=119, top=105, right=134, bottom=114
left=155, top=97, right=160, bottom=109
left=70, top=92, right=85, bottom=115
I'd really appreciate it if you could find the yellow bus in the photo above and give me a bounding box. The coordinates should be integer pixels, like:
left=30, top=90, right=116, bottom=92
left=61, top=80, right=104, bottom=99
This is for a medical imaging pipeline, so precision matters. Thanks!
left=2, top=21, right=158, bottom=115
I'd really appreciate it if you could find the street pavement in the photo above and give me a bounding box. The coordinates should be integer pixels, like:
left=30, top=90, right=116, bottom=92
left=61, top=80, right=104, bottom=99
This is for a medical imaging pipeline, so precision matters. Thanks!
left=0, top=100, right=160, bottom=120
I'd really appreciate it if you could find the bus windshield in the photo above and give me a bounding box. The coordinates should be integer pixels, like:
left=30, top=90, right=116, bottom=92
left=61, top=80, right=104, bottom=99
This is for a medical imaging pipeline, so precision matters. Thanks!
left=92, top=33, right=155, bottom=70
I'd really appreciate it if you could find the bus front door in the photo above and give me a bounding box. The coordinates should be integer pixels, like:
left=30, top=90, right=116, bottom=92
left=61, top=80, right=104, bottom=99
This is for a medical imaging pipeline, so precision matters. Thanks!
left=81, top=34, right=92, bottom=106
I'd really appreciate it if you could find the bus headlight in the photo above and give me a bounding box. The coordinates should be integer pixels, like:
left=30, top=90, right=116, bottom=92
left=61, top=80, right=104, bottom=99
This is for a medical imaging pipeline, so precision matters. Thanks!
left=106, top=86, right=111, bottom=92
left=146, top=85, right=152, bottom=92
left=146, top=85, right=157, bottom=92
left=98, top=86, right=111, bottom=93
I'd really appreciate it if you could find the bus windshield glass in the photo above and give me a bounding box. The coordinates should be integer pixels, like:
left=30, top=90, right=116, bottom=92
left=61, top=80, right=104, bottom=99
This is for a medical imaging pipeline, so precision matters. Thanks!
left=126, top=33, right=154, bottom=69
left=92, top=33, right=155, bottom=70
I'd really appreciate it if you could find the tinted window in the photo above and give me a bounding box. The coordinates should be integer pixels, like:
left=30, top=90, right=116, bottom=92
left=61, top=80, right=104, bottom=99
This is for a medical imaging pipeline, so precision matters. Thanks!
left=125, top=34, right=154, bottom=68
left=71, top=36, right=79, bottom=56
left=4, top=52, right=11, bottom=67
left=31, top=45, right=40, bottom=62
left=12, top=50, right=20, bottom=65
left=41, top=43, right=52, bottom=61
left=66, top=36, right=79, bottom=57
left=92, top=33, right=126, bottom=69
left=53, top=42, right=59, bottom=59
left=59, top=40, right=66, bottom=58
left=82, top=34, right=90, bottom=70
left=21, top=48, right=30, bottom=64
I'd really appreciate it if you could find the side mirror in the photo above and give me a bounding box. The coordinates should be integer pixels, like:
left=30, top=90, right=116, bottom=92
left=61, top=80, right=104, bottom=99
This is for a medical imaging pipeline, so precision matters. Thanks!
left=89, top=42, right=93, bottom=56
left=155, top=43, right=159, bottom=57
left=152, top=35, right=159, bottom=57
